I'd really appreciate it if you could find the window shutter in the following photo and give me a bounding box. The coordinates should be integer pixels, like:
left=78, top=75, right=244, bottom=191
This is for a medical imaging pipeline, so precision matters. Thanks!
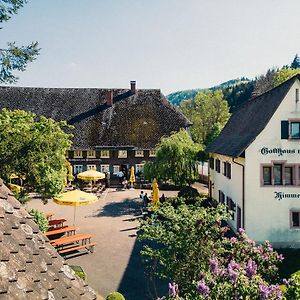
left=281, top=121, right=289, bottom=139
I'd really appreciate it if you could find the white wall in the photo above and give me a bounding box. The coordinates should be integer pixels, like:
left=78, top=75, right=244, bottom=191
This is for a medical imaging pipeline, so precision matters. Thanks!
left=245, top=80, right=300, bottom=247
left=210, top=154, right=244, bottom=230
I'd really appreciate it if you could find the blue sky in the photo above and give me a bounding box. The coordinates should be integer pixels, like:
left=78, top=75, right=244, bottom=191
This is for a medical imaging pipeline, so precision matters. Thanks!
left=1, top=0, right=300, bottom=94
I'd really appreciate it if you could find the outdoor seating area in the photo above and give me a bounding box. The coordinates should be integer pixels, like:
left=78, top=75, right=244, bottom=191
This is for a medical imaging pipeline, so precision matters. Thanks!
left=45, top=213, right=97, bottom=257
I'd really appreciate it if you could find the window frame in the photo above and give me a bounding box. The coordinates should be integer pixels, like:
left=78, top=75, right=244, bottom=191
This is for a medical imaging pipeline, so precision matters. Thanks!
left=149, top=150, right=157, bottom=157
left=135, top=163, right=144, bottom=174
left=290, top=210, right=300, bottom=228
left=87, top=164, right=96, bottom=170
left=73, top=164, right=83, bottom=175
left=87, top=150, right=96, bottom=158
left=113, top=165, right=120, bottom=175
left=288, top=118, right=300, bottom=140
left=74, top=150, right=83, bottom=158
left=135, top=150, right=144, bottom=157
left=100, top=164, right=110, bottom=173
left=118, top=150, right=127, bottom=158
left=100, top=150, right=110, bottom=158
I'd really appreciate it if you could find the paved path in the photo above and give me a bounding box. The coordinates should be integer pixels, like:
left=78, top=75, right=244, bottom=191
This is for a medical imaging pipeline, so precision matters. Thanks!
left=27, top=188, right=181, bottom=300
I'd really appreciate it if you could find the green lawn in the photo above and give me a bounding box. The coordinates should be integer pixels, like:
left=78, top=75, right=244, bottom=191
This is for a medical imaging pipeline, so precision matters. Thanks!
left=278, top=249, right=300, bottom=279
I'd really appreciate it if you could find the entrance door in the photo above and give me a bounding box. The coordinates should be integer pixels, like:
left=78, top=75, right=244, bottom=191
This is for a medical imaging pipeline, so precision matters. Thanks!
left=237, top=206, right=242, bottom=229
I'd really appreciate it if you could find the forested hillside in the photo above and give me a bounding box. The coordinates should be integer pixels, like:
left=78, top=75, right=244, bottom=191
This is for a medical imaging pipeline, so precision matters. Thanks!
left=167, top=55, right=300, bottom=112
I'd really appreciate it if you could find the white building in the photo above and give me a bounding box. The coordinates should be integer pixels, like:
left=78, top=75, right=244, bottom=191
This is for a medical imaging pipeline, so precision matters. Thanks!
left=207, top=74, right=300, bottom=247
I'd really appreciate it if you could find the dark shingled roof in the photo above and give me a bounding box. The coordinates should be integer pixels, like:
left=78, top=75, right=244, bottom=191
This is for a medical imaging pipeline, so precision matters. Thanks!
left=0, top=179, right=97, bottom=299
left=0, top=86, right=191, bottom=150
left=207, top=74, right=300, bottom=157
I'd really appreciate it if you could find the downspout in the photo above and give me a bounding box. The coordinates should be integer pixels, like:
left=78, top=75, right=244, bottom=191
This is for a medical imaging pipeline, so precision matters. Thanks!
left=232, top=157, right=245, bottom=229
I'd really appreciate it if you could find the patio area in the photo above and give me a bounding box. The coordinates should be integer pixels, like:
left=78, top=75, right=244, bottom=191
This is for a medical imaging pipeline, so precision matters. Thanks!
left=27, top=187, right=185, bottom=299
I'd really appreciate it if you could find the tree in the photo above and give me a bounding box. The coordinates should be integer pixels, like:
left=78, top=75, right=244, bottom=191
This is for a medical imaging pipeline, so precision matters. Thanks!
left=252, top=68, right=278, bottom=97
left=273, top=67, right=300, bottom=87
left=139, top=200, right=285, bottom=299
left=0, top=0, right=39, bottom=83
left=291, top=54, right=300, bottom=69
left=0, top=109, right=72, bottom=198
left=180, top=90, right=230, bottom=148
left=143, top=129, right=202, bottom=186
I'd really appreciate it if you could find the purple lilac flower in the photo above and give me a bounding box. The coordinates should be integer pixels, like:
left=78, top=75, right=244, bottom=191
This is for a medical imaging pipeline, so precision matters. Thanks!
left=258, top=283, right=270, bottom=299
left=209, top=258, right=221, bottom=276
left=168, top=282, right=179, bottom=297
left=277, top=254, right=284, bottom=262
left=197, top=279, right=210, bottom=296
left=238, top=228, right=245, bottom=234
left=227, top=260, right=240, bottom=284
left=230, top=237, right=237, bottom=243
left=245, top=259, right=257, bottom=279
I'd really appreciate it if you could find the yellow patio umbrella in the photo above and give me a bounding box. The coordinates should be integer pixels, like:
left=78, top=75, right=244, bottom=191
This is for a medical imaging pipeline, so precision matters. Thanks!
left=77, top=169, right=105, bottom=181
left=152, top=178, right=160, bottom=209
left=129, top=166, right=135, bottom=190
left=53, top=190, right=98, bottom=225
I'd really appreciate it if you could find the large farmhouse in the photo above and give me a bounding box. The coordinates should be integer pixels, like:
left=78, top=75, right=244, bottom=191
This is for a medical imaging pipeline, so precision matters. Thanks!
left=0, top=81, right=191, bottom=179
left=207, top=74, right=300, bottom=247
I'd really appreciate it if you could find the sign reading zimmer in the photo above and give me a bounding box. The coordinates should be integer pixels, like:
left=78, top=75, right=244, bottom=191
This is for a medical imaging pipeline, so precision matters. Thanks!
left=275, top=192, right=300, bottom=200
left=260, top=147, right=300, bottom=156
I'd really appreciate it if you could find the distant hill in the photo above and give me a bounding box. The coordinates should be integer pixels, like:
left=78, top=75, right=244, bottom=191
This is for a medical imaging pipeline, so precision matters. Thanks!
left=167, top=78, right=253, bottom=110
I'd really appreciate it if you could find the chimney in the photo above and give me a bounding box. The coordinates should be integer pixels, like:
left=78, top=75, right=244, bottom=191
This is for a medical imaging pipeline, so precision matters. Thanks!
left=130, top=81, right=136, bottom=94
left=106, top=90, right=113, bottom=106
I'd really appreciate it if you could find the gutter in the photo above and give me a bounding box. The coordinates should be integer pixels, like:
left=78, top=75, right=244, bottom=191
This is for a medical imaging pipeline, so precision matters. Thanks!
left=232, top=157, right=245, bottom=229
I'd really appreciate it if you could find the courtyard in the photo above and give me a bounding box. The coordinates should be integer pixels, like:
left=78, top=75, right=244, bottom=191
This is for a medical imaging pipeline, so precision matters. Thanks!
left=27, top=186, right=207, bottom=299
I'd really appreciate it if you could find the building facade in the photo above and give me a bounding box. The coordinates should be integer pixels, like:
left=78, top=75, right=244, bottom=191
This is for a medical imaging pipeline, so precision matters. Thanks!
left=207, top=75, right=300, bottom=247
left=0, top=81, right=191, bottom=179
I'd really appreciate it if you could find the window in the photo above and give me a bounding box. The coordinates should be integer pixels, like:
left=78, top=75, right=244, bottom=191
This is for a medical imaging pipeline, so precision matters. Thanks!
left=216, top=159, right=221, bottom=173
left=291, top=211, right=300, bottom=228
left=113, top=165, right=120, bottom=174
left=100, top=164, right=110, bottom=173
left=261, top=163, right=295, bottom=186
left=285, top=167, right=293, bottom=185
left=209, top=157, right=214, bottom=170
left=291, top=122, right=300, bottom=139
left=263, top=166, right=272, bottom=185
left=100, top=150, right=109, bottom=158
left=74, top=150, right=83, bottom=158
left=223, top=162, right=227, bottom=176
left=73, top=165, right=83, bottom=174
left=296, top=88, right=299, bottom=103
left=227, top=163, right=231, bottom=179
left=149, top=150, right=156, bottom=157
left=218, top=190, right=225, bottom=204
left=87, top=165, right=96, bottom=170
left=118, top=150, right=127, bottom=158
left=136, top=164, right=144, bottom=174
left=135, top=150, right=144, bottom=157
left=274, top=164, right=282, bottom=185
left=87, top=150, right=96, bottom=158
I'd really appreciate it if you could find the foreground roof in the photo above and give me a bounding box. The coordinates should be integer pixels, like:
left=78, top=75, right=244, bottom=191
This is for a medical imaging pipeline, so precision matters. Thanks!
left=207, top=74, right=299, bottom=157
left=0, top=86, right=191, bottom=149
left=0, top=180, right=97, bottom=299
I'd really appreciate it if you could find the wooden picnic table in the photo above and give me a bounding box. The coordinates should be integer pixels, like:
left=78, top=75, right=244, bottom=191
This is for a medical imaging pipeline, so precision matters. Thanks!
left=45, top=226, right=77, bottom=237
left=48, top=219, right=66, bottom=228
left=50, top=233, right=92, bottom=247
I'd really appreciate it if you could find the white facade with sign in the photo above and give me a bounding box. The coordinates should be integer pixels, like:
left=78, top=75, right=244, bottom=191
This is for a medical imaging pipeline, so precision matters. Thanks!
left=208, top=76, right=300, bottom=247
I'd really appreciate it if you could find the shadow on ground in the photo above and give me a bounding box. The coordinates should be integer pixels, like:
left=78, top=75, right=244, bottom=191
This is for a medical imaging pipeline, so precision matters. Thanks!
left=96, top=198, right=142, bottom=217
left=117, top=238, right=167, bottom=300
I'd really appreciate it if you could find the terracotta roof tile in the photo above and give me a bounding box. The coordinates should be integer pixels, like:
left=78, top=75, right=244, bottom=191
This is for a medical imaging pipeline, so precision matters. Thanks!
left=0, top=181, right=97, bottom=299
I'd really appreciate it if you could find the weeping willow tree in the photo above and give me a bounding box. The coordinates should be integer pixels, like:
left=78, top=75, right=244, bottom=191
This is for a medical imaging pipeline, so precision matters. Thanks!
left=143, top=129, right=202, bottom=186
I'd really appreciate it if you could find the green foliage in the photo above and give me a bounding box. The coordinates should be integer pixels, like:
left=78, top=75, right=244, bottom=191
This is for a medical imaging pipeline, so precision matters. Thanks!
left=177, top=186, right=200, bottom=205
left=0, top=109, right=72, bottom=198
left=70, top=265, right=86, bottom=280
left=143, top=129, right=202, bottom=186
left=15, top=189, right=29, bottom=204
left=180, top=90, right=230, bottom=147
left=291, top=54, right=300, bottom=69
left=106, top=291, right=125, bottom=300
left=138, top=201, right=229, bottom=294
left=29, top=209, right=48, bottom=233
left=0, top=0, right=40, bottom=83
left=273, top=67, right=300, bottom=88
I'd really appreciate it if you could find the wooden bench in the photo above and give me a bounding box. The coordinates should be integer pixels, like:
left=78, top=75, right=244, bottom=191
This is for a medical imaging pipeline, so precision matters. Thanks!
left=58, top=242, right=97, bottom=255
left=45, top=226, right=77, bottom=237
left=48, top=219, right=66, bottom=228
left=50, top=234, right=93, bottom=247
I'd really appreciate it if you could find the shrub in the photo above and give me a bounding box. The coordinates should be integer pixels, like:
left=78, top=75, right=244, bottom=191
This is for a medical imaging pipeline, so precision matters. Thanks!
left=15, top=190, right=30, bottom=205
left=106, top=291, right=125, bottom=300
left=29, top=209, right=48, bottom=233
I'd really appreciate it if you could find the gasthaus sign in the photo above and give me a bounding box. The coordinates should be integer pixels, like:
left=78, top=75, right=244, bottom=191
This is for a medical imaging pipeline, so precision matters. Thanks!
left=260, top=147, right=300, bottom=156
